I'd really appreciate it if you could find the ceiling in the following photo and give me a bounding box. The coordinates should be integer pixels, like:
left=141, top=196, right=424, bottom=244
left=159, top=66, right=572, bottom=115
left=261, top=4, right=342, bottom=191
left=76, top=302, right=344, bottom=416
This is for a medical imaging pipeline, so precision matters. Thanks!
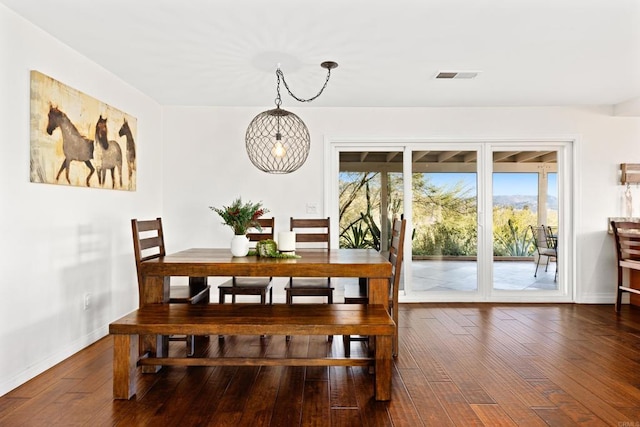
left=2, top=0, right=639, bottom=108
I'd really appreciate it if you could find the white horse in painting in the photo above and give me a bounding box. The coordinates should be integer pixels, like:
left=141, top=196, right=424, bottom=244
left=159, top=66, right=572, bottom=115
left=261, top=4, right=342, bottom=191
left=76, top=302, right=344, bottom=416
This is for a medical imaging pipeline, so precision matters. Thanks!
left=94, top=115, right=123, bottom=189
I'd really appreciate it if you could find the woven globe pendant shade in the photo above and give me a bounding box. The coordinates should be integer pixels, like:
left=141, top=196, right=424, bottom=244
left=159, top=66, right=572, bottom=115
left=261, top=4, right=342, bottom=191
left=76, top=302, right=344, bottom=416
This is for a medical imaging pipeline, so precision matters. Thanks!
left=245, top=107, right=310, bottom=174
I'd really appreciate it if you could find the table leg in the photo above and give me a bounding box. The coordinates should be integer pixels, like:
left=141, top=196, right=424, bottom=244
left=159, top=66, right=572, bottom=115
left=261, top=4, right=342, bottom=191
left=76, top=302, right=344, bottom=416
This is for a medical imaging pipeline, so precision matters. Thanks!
left=367, top=277, right=389, bottom=310
left=141, top=275, right=169, bottom=305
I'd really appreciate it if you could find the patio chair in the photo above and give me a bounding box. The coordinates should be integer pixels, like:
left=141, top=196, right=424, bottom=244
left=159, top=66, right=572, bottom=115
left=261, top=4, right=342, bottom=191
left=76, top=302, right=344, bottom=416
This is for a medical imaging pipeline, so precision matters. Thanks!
left=528, top=224, right=557, bottom=281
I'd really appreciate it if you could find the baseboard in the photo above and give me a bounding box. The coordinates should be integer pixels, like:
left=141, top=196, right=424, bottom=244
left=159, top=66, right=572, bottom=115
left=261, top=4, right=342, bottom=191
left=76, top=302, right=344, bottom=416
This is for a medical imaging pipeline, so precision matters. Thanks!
left=576, top=293, right=624, bottom=304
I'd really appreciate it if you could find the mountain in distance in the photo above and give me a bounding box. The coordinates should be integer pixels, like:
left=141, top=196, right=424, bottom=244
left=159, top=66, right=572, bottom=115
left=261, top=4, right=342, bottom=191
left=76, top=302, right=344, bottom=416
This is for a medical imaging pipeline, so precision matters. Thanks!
left=493, top=195, right=558, bottom=210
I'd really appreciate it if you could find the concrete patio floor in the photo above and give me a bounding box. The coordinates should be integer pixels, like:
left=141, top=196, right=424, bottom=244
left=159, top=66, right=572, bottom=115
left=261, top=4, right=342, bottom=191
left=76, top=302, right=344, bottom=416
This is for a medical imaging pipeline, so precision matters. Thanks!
left=411, top=259, right=558, bottom=292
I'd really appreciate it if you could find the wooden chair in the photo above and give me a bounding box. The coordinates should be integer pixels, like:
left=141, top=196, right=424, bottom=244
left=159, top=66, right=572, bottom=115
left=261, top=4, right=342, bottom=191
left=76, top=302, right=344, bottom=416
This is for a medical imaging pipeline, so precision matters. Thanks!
left=218, top=217, right=275, bottom=305
left=285, top=217, right=333, bottom=340
left=131, top=218, right=210, bottom=355
left=611, top=221, right=640, bottom=312
left=343, top=218, right=406, bottom=357
left=528, top=224, right=557, bottom=280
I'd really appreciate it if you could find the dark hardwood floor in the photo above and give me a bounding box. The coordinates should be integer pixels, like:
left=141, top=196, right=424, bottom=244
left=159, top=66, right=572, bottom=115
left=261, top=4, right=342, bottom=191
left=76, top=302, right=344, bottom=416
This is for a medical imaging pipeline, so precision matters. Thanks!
left=2, top=304, right=640, bottom=426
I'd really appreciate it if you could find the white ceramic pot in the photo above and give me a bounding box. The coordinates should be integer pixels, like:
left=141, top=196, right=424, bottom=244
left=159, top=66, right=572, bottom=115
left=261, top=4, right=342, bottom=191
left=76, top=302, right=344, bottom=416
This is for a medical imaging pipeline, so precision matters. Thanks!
left=230, top=234, right=250, bottom=257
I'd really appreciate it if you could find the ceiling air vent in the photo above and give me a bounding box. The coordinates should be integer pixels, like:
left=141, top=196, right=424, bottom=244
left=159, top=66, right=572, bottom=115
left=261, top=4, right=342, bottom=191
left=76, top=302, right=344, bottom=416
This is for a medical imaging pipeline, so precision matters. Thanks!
left=435, top=71, right=480, bottom=79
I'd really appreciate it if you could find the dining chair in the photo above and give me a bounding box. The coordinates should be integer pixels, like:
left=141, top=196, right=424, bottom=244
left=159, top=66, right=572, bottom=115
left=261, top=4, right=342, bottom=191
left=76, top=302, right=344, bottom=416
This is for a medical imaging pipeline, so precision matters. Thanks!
left=131, top=218, right=210, bottom=356
left=611, top=221, right=640, bottom=312
left=528, top=224, right=557, bottom=280
left=343, top=218, right=406, bottom=358
left=285, top=217, right=333, bottom=340
left=218, top=217, right=275, bottom=305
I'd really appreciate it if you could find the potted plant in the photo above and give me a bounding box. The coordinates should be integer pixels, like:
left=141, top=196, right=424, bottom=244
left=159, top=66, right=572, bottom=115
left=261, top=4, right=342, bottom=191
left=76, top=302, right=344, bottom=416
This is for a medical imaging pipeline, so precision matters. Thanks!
left=210, top=197, right=269, bottom=256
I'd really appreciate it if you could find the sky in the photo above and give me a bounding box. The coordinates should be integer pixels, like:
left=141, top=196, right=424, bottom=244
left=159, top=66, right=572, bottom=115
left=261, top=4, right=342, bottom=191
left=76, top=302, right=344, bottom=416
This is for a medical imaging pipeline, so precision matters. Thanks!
left=340, top=171, right=559, bottom=198
left=427, top=172, right=558, bottom=197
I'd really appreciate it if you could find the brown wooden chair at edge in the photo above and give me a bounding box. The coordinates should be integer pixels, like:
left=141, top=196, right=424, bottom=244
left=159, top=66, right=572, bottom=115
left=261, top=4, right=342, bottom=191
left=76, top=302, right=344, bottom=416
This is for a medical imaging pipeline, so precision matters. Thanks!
left=343, top=218, right=406, bottom=357
left=611, top=220, right=640, bottom=312
left=285, top=217, right=333, bottom=341
left=218, top=217, right=275, bottom=305
left=131, top=218, right=211, bottom=356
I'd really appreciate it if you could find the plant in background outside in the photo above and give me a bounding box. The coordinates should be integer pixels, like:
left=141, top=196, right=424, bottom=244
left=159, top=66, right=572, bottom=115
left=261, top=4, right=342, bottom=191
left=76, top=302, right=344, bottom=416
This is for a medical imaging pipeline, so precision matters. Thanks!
left=210, top=197, right=268, bottom=235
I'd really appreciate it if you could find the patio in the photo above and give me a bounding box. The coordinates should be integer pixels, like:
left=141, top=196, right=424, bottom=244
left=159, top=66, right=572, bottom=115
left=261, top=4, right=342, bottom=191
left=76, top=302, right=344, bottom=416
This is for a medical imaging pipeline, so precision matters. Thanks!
left=411, top=259, right=558, bottom=292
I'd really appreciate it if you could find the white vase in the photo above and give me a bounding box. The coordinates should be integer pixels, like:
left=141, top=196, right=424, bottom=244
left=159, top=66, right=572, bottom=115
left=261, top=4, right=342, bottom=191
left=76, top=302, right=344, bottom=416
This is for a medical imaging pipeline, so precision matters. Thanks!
left=230, top=234, right=250, bottom=257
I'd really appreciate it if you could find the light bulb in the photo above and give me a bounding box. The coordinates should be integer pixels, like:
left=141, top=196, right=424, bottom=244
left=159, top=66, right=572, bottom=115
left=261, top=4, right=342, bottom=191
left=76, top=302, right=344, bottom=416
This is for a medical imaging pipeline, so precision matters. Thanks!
left=272, top=132, right=286, bottom=158
left=272, top=141, right=286, bottom=158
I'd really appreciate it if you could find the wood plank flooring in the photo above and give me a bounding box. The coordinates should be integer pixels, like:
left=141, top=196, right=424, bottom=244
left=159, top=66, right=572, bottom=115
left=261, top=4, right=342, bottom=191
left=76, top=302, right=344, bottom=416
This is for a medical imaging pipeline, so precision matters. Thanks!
left=2, top=304, right=640, bottom=426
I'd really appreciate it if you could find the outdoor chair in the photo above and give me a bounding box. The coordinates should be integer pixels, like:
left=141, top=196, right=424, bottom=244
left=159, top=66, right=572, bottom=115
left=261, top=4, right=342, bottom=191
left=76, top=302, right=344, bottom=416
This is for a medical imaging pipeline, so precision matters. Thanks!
left=528, top=224, right=557, bottom=281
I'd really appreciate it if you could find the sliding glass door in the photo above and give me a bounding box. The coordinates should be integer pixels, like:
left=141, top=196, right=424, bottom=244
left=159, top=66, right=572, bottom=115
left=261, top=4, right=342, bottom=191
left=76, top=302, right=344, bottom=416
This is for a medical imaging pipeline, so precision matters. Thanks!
left=491, top=150, right=559, bottom=292
left=410, top=149, right=479, bottom=295
left=337, top=149, right=405, bottom=293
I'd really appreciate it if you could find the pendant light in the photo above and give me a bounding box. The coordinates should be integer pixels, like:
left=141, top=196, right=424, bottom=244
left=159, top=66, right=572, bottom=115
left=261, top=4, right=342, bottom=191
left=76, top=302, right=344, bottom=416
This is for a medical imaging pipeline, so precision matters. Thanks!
left=245, top=61, right=338, bottom=174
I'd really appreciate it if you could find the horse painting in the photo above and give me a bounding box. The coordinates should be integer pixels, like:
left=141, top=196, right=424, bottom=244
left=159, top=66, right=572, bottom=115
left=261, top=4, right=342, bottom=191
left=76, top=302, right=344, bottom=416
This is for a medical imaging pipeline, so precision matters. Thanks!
left=118, top=118, right=136, bottom=190
left=46, top=105, right=95, bottom=186
left=94, top=116, right=123, bottom=189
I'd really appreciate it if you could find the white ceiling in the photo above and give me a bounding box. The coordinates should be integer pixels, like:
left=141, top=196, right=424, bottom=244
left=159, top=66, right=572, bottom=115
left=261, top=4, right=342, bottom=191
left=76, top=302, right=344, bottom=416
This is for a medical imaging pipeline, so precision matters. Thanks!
left=3, top=0, right=639, bottom=108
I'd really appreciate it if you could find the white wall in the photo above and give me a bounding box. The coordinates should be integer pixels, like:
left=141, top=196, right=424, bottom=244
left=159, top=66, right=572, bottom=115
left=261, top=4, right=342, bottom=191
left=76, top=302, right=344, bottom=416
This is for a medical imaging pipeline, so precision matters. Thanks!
left=0, top=5, right=163, bottom=395
left=162, top=105, right=640, bottom=303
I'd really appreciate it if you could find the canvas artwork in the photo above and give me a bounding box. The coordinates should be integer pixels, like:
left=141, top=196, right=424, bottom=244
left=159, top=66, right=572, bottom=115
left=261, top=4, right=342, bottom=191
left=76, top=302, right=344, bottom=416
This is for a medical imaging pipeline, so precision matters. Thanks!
left=30, top=70, right=137, bottom=191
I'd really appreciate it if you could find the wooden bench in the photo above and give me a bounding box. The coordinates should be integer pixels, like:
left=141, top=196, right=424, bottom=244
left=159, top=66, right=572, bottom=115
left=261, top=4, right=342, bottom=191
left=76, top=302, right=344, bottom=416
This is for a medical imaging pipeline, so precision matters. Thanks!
left=109, top=303, right=395, bottom=401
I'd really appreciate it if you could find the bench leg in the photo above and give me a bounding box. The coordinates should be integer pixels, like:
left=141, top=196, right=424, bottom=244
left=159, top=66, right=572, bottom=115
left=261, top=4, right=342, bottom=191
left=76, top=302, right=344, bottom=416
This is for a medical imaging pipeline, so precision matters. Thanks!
left=374, top=335, right=392, bottom=401
left=113, top=334, right=138, bottom=399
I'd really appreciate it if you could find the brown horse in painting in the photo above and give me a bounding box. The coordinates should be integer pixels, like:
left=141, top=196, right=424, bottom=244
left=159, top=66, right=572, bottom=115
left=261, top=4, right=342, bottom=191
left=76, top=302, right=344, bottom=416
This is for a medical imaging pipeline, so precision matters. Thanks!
left=118, top=118, right=136, bottom=190
left=46, top=105, right=95, bottom=186
left=94, top=116, right=123, bottom=189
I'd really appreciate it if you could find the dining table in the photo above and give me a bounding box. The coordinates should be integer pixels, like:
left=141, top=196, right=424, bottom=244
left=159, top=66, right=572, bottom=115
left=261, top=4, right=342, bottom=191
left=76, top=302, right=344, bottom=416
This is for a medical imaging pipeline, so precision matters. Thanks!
left=137, top=248, right=393, bottom=358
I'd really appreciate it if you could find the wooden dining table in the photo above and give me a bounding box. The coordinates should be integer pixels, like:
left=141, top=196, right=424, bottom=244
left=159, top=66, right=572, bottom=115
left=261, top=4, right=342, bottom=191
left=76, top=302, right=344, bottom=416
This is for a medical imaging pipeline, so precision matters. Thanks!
left=138, top=248, right=393, bottom=357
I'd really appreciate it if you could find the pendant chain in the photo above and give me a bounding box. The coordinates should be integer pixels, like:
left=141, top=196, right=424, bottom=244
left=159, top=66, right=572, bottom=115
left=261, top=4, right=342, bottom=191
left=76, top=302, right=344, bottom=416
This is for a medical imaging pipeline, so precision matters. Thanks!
left=274, top=67, right=333, bottom=106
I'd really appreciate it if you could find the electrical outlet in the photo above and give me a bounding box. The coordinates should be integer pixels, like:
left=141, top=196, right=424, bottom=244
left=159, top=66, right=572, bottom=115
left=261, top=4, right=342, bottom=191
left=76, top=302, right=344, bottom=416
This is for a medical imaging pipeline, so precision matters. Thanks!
left=84, top=293, right=91, bottom=310
left=306, top=203, right=318, bottom=214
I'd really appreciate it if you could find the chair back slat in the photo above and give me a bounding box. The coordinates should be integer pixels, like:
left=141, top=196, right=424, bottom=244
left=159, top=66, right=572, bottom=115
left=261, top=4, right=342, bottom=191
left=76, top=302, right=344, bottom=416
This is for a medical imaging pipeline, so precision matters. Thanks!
left=612, top=221, right=640, bottom=261
left=246, top=217, right=275, bottom=244
left=139, top=235, right=163, bottom=252
left=290, top=217, right=330, bottom=249
left=136, top=219, right=163, bottom=233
